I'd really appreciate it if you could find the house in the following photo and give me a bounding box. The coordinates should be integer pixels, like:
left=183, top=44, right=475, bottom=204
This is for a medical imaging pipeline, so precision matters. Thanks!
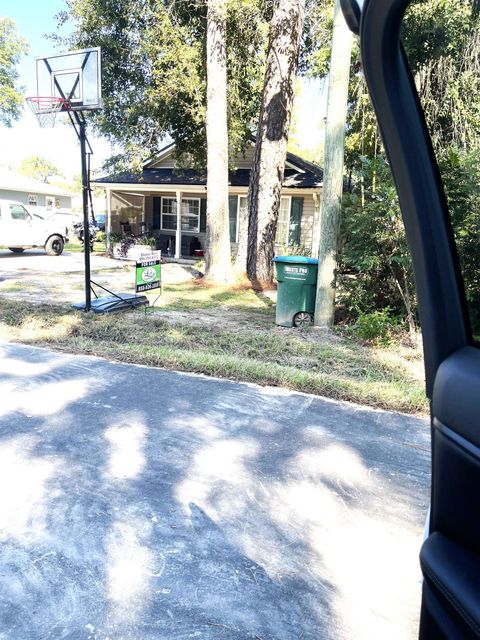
left=0, top=169, right=75, bottom=223
left=93, top=142, right=323, bottom=259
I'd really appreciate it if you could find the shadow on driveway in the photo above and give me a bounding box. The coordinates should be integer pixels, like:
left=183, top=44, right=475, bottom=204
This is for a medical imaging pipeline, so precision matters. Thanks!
left=0, top=342, right=430, bottom=639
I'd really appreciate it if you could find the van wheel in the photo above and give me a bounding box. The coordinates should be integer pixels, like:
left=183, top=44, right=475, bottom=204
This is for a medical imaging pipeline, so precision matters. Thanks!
left=45, top=235, right=64, bottom=256
left=8, top=248, right=25, bottom=253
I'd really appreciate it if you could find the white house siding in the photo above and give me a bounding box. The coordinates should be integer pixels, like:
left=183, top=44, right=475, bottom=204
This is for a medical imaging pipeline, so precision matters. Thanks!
left=147, top=157, right=174, bottom=169
left=299, top=194, right=320, bottom=253
left=233, top=146, right=256, bottom=169
left=0, top=189, right=72, bottom=218
left=148, top=145, right=256, bottom=170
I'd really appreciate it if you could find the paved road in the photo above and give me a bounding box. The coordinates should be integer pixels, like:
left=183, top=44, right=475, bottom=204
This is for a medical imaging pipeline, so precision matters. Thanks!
left=0, top=342, right=430, bottom=640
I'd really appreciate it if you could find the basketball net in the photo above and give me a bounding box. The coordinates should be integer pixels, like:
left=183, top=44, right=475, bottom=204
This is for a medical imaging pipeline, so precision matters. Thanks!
left=26, top=97, right=70, bottom=128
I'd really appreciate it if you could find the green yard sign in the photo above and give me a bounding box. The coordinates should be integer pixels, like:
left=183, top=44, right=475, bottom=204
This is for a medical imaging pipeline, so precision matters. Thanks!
left=135, top=256, right=161, bottom=293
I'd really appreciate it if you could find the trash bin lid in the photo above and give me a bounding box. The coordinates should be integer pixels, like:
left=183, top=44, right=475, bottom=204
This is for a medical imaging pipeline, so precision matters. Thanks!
left=273, top=256, right=319, bottom=265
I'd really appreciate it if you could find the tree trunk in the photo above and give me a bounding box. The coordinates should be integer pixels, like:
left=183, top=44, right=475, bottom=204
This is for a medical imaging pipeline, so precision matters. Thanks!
left=204, top=0, right=232, bottom=283
left=313, top=0, right=352, bottom=327
left=246, top=0, right=305, bottom=286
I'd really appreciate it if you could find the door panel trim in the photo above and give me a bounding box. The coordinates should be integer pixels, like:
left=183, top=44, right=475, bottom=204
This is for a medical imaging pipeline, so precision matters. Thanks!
left=432, top=347, right=480, bottom=445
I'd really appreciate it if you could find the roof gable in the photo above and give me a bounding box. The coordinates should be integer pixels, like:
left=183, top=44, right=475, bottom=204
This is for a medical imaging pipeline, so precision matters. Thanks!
left=143, top=141, right=323, bottom=178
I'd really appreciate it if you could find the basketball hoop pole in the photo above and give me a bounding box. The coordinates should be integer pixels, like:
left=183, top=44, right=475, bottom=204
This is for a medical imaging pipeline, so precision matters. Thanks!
left=79, top=119, right=92, bottom=312
left=32, top=47, right=102, bottom=312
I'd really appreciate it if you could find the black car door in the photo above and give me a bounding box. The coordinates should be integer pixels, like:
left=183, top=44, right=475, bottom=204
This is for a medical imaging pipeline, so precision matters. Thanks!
left=340, top=0, right=480, bottom=637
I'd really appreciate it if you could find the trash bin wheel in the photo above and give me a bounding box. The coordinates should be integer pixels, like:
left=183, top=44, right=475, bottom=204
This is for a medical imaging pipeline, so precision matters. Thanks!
left=293, top=311, right=313, bottom=328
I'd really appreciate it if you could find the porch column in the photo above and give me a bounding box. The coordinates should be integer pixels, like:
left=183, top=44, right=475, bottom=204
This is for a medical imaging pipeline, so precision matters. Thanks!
left=175, top=189, right=182, bottom=259
left=106, top=188, right=112, bottom=253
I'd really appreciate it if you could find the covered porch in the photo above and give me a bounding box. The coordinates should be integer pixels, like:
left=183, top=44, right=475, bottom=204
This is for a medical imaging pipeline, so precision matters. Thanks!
left=104, top=185, right=210, bottom=260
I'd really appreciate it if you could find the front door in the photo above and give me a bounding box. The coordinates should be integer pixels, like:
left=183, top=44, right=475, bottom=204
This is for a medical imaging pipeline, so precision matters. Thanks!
left=342, top=0, right=480, bottom=637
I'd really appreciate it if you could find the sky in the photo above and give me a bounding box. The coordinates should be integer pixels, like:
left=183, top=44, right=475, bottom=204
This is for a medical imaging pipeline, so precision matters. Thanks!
left=1, top=0, right=326, bottom=182
left=1, top=0, right=113, bottom=181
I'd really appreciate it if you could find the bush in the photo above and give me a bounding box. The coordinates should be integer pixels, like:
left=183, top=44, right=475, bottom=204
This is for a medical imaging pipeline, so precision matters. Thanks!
left=135, top=235, right=156, bottom=247
left=109, top=231, right=123, bottom=243
left=354, top=310, right=394, bottom=345
left=337, top=156, right=417, bottom=332
left=96, top=231, right=106, bottom=243
left=275, top=243, right=310, bottom=257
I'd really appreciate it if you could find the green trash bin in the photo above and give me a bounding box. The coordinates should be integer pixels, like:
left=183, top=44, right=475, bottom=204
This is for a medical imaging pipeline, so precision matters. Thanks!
left=273, top=256, right=319, bottom=327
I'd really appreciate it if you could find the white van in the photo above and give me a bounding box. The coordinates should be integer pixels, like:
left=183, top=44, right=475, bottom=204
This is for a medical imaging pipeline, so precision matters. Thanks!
left=0, top=199, right=69, bottom=256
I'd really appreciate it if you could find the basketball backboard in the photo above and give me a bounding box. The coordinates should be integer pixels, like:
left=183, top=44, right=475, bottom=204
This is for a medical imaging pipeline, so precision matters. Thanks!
left=35, top=47, right=102, bottom=111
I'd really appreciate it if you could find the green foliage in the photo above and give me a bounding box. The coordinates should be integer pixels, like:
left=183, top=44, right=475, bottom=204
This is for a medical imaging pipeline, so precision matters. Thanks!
left=301, top=0, right=334, bottom=77
left=57, top=0, right=269, bottom=170
left=275, top=242, right=310, bottom=257
left=134, top=235, right=156, bottom=247
left=109, top=231, right=123, bottom=243
left=0, top=18, right=29, bottom=127
left=354, top=309, right=394, bottom=346
left=438, top=148, right=480, bottom=332
left=337, top=157, right=416, bottom=329
left=403, top=0, right=480, bottom=152
left=18, top=155, right=63, bottom=182
left=334, top=0, right=480, bottom=333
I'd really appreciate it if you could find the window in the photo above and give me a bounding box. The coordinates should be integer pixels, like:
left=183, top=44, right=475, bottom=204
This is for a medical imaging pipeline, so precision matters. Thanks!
left=10, top=204, right=29, bottom=220
left=275, top=197, right=291, bottom=245
left=181, top=198, right=200, bottom=232
left=229, top=196, right=242, bottom=242
left=161, top=197, right=177, bottom=230
left=161, top=197, right=200, bottom=232
left=28, top=194, right=38, bottom=207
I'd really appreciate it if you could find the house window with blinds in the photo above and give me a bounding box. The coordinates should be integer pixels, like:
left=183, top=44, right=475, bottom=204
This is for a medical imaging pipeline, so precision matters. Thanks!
left=161, top=197, right=177, bottom=230
left=181, top=198, right=200, bottom=232
left=275, top=197, right=291, bottom=245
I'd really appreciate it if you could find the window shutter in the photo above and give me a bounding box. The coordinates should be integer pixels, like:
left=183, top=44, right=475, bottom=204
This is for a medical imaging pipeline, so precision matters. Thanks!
left=200, top=198, right=207, bottom=232
left=153, top=197, right=161, bottom=229
left=228, top=196, right=238, bottom=242
left=288, top=197, right=303, bottom=245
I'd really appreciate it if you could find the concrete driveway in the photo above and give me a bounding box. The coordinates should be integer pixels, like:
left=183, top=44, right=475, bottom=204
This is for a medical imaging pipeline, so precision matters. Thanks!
left=0, top=342, right=430, bottom=640
left=0, top=250, right=196, bottom=303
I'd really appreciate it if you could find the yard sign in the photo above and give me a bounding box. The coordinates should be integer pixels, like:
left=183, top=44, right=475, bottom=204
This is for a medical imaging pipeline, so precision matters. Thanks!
left=135, top=255, right=161, bottom=293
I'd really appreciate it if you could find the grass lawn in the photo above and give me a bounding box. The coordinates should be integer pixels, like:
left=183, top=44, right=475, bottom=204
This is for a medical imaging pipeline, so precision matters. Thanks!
left=65, top=241, right=106, bottom=253
left=0, top=279, right=427, bottom=415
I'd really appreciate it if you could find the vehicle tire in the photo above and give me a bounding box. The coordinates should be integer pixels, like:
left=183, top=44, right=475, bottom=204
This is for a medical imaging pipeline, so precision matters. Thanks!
left=8, top=248, right=25, bottom=253
left=45, top=235, right=64, bottom=256
left=293, top=311, right=313, bottom=328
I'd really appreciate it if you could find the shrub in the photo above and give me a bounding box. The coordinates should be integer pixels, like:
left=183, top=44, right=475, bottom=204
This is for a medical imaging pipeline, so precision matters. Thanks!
left=354, top=309, right=394, bottom=345
left=337, top=156, right=417, bottom=333
left=275, top=243, right=310, bottom=257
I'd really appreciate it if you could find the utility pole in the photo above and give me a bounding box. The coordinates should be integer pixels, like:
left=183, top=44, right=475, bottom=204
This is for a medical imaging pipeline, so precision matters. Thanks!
left=314, top=0, right=352, bottom=328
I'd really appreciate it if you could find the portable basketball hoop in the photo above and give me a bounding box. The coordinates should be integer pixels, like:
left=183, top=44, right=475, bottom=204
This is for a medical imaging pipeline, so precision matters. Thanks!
left=26, top=96, right=70, bottom=128
left=26, top=47, right=136, bottom=313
